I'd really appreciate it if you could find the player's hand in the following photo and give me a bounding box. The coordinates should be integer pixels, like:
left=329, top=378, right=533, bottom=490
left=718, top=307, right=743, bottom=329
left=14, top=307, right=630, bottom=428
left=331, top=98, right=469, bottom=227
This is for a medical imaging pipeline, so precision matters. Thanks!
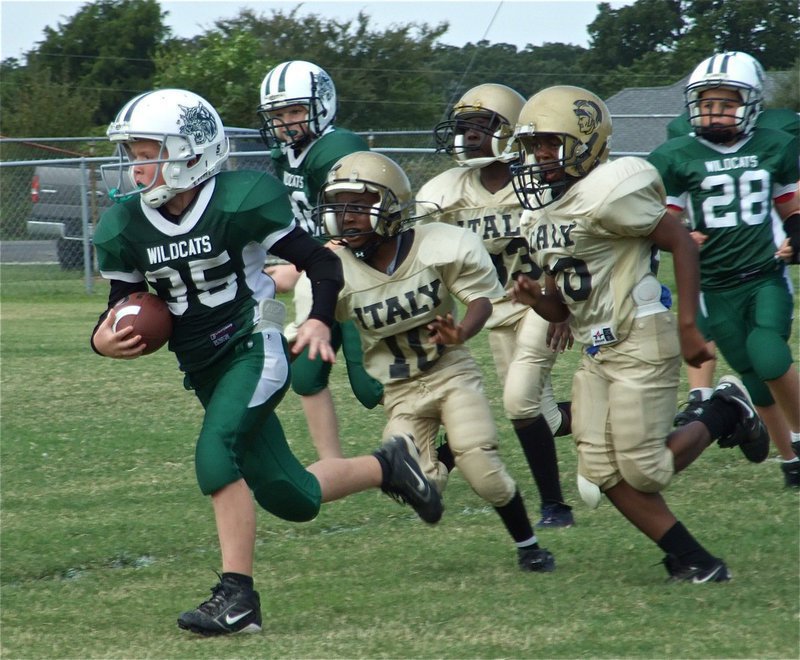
left=689, top=230, right=708, bottom=247
left=93, top=308, right=146, bottom=359
left=679, top=325, right=713, bottom=368
left=509, top=274, right=542, bottom=308
left=292, top=318, right=336, bottom=363
left=775, top=237, right=795, bottom=263
left=546, top=320, right=573, bottom=353
left=427, top=313, right=463, bottom=345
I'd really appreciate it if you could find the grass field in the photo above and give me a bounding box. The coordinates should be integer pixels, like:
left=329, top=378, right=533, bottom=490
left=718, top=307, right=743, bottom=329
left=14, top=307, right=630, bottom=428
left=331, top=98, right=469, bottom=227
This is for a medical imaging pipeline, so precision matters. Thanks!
left=1, top=261, right=799, bottom=659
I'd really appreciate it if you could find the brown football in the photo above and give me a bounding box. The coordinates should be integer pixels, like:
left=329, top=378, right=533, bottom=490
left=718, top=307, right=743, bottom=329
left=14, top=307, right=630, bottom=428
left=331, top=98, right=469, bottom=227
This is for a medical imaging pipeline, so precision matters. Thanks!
left=112, top=292, right=172, bottom=355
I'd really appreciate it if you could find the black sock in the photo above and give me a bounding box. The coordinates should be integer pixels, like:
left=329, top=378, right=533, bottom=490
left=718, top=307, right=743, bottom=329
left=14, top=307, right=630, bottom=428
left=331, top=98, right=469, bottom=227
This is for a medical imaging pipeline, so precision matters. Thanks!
left=372, top=448, right=390, bottom=490
left=555, top=401, right=572, bottom=437
left=494, top=490, right=537, bottom=545
left=436, top=436, right=456, bottom=472
left=514, top=415, right=565, bottom=505
left=694, top=397, right=739, bottom=440
left=657, top=521, right=715, bottom=568
left=222, top=572, right=254, bottom=589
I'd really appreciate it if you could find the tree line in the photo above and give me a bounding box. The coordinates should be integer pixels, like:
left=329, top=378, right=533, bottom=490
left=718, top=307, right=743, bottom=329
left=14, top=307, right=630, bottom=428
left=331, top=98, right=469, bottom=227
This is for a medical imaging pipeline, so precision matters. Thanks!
left=1, top=0, right=798, bottom=141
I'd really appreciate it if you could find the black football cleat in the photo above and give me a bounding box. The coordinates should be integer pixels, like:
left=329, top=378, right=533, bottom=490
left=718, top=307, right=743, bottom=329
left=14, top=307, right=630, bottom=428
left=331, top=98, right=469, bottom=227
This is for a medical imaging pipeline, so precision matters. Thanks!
left=177, top=575, right=262, bottom=635
left=375, top=434, right=443, bottom=524
left=517, top=546, right=556, bottom=572
left=535, top=503, right=574, bottom=529
left=673, top=390, right=705, bottom=427
left=781, top=461, right=800, bottom=489
left=663, top=554, right=731, bottom=583
left=710, top=375, right=770, bottom=463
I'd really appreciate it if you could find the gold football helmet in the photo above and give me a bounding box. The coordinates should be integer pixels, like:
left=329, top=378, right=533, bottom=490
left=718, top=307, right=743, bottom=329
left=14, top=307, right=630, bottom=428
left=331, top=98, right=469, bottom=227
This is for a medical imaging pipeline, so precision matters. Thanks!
left=512, top=85, right=612, bottom=209
left=314, top=151, right=413, bottom=240
left=434, top=83, right=525, bottom=168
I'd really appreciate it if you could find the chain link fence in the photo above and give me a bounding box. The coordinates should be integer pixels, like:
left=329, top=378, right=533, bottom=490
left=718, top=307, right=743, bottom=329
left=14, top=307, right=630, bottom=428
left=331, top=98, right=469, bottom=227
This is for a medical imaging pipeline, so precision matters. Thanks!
left=1, top=125, right=656, bottom=294
left=0, top=130, right=451, bottom=293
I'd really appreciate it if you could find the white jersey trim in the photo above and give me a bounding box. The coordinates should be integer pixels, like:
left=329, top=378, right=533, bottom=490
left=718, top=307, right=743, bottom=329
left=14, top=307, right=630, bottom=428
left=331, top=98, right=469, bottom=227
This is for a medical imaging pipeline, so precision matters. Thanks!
left=139, top=178, right=217, bottom=237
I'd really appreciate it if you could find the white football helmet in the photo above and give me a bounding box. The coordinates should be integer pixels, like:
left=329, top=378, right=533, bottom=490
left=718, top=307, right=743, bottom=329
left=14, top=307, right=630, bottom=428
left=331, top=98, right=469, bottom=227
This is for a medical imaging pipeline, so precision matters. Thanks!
left=685, top=51, right=764, bottom=142
left=512, top=85, right=611, bottom=209
left=314, top=152, right=413, bottom=249
left=257, top=60, right=337, bottom=150
left=434, top=83, right=526, bottom=168
left=102, top=89, right=229, bottom=208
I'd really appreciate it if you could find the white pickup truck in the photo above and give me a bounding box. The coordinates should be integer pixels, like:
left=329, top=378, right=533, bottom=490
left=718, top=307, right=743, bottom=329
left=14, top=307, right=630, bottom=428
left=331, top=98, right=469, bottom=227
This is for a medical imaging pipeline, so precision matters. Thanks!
left=27, top=164, right=110, bottom=269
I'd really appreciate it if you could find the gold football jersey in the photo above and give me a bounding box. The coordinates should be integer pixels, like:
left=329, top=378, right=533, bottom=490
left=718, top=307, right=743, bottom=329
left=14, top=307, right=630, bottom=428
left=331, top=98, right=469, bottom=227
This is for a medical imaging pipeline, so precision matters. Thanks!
left=521, top=157, right=666, bottom=348
left=417, top=167, right=538, bottom=328
left=335, top=222, right=505, bottom=382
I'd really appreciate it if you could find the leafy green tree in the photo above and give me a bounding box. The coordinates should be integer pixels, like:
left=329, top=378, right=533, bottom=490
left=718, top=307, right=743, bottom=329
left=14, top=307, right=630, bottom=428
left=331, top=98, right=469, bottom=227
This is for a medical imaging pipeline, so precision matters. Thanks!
left=584, top=0, right=799, bottom=97
left=0, top=64, right=99, bottom=138
left=28, top=0, right=168, bottom=123
left=154, top=30, right=267, bottom=128
left=587, top=0, right=683, bottom=70
left=154, top=8, right=447, bottom=130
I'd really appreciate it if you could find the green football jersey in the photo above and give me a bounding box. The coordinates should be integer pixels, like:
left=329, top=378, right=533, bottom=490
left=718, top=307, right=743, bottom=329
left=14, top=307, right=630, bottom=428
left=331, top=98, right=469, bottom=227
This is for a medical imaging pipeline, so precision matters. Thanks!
left=94, top=170, right=295, bottom=372
left=648, top=128, right=799, bottom=290
left=666, top=108, right=800, bottom=141
left=271, top=127, right=369, bottom=233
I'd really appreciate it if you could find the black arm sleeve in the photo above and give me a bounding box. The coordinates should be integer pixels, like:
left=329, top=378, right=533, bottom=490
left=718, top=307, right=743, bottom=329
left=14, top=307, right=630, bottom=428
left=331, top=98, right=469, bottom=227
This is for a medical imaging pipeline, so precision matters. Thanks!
left=783, top=213, right=800, bottom=264
left=270, top=227, right=344, bottom=327
left=90, top=279, right=149, bottom=354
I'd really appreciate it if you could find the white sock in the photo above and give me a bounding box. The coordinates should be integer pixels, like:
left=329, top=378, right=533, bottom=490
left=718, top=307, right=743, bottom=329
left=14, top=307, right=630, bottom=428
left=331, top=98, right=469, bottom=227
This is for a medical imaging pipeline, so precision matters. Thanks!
left=691, top=387, right=714, bottom=401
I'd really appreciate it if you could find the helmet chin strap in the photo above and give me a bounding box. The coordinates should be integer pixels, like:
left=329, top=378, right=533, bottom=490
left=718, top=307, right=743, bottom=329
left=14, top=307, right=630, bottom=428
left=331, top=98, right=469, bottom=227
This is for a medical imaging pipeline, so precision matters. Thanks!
left=697, top=125, right=740, bottom=144
left=142, top=184, right=177, bottom=208
left=352, top=233, right=388, bottom=262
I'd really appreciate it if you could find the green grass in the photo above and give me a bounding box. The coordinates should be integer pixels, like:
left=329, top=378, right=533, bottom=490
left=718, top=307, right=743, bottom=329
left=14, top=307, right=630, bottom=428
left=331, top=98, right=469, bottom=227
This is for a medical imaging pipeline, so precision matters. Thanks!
left=1, top=260, right=799, bottom=659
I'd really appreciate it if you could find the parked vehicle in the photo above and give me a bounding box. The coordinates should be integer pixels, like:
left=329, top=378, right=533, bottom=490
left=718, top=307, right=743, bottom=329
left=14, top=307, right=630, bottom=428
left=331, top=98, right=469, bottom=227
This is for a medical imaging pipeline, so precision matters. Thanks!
left=27, top=164, right=110, bottom=269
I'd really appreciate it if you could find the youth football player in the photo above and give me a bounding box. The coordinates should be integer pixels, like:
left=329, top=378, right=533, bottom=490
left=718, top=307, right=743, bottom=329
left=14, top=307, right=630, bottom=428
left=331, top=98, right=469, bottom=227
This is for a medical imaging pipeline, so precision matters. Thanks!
left=92, top=88, right=442, bottom=635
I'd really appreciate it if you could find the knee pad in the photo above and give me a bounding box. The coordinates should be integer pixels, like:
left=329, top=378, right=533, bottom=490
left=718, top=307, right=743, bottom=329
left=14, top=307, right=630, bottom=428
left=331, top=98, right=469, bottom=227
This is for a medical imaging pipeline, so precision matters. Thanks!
left=617, top=451, right=673, bottom=493
left=747, top=328, right=793, bottom=383
left=290, top=353, right=332, bottom=396
left=252, top=477, right=321, bottom=522
left=454, top=445, right=516, bottom=507
left=740, top=371, right=774, bottom=407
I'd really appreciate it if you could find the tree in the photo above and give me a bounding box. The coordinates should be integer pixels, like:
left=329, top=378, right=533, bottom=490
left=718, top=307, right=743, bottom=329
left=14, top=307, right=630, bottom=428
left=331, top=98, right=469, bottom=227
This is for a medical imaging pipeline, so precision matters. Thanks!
left=586, top=0, right=684, bottom=70
left=677, top=0, right=799, bottom=69
left=154, top=8, right=447, bottom=130
left=0, top=63, right=99, bottom=137
left=28, top=0, right=168, bottom=123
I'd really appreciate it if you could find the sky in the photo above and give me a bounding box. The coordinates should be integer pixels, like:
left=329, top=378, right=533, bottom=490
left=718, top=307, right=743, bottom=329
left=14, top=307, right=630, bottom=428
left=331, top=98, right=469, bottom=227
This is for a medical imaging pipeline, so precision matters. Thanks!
left=0, top=0, right=634, bottom=62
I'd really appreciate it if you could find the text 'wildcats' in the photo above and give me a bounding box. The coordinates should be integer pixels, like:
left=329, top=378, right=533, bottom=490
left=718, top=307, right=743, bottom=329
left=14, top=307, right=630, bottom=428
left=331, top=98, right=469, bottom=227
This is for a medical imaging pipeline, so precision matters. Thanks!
left=704, top=155, right=759, bottom=172
left=147, top=236, right=212, bottom=265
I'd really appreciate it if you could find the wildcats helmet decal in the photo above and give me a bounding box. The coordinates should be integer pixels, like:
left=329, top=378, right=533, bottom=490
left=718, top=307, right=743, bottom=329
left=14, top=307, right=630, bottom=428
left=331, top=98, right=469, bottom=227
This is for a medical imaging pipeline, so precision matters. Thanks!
left=574, top=100, right=603, bottom=136
left=178, top=102, right=218, bottom=145
left=314, top=70, right=335, bottom=105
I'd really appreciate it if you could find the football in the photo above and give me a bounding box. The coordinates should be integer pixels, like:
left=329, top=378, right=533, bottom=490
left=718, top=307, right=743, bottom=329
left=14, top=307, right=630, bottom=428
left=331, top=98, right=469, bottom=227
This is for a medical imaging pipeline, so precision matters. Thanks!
left=112, top=292, right=173, bottom=355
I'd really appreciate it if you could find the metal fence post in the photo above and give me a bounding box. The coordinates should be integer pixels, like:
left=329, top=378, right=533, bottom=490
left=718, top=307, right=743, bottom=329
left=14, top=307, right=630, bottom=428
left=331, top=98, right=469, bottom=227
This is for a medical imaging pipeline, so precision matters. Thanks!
left=78, top=160, right=93, bottom=294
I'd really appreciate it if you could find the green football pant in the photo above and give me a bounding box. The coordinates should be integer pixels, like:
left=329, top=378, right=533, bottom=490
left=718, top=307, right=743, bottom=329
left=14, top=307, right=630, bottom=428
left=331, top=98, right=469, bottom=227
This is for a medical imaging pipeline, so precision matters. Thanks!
left=185, top=330, right=322, bottom=522
left=704, top=271, right=794, bottom=407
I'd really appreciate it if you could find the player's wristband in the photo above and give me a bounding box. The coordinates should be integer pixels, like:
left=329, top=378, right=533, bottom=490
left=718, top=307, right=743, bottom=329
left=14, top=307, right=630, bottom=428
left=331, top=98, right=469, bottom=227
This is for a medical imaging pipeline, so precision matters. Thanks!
left=784, top=213, right=800, bottom=264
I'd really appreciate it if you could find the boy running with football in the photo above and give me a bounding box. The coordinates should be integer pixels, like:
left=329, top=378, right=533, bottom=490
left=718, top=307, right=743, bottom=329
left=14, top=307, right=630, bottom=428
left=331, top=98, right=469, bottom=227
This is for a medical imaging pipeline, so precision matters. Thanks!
left=91, top=88, right=441, bottom=636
